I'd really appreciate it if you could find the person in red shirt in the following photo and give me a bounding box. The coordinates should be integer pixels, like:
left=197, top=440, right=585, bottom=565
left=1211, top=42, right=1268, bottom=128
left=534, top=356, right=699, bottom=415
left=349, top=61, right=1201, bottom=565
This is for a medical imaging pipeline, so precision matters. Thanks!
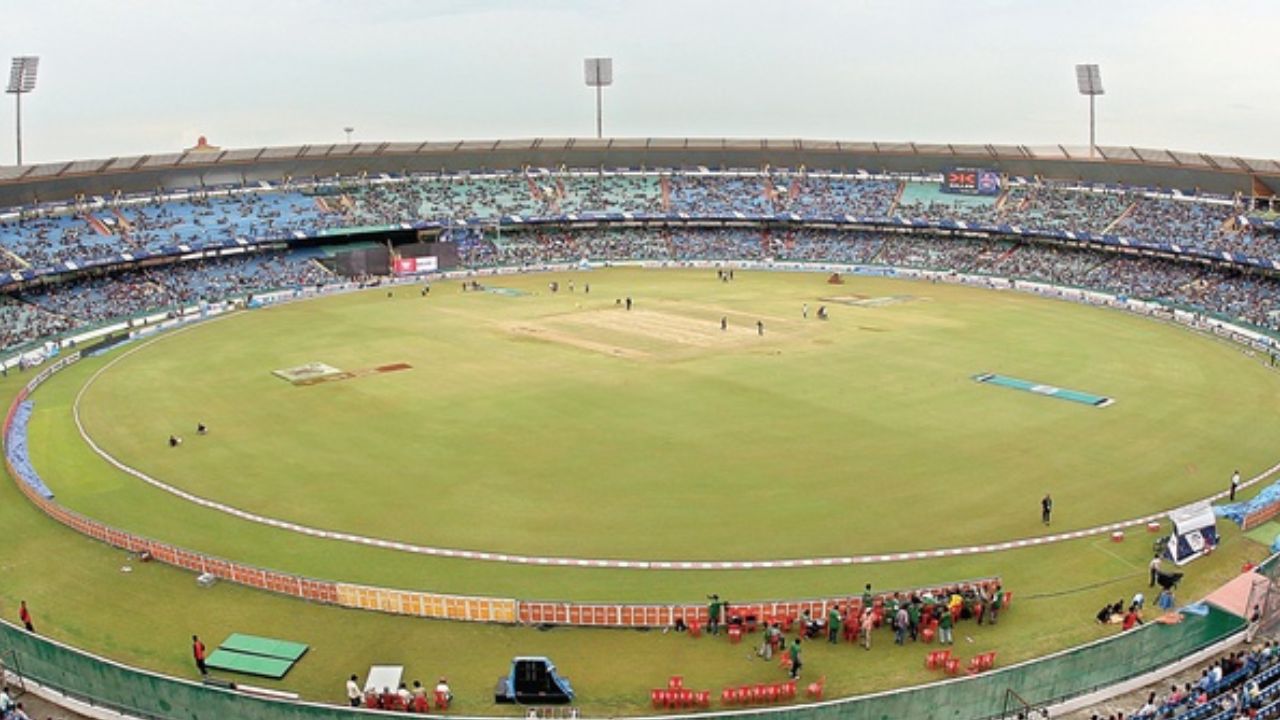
left=1122, top=609, right=1143, bottom=631
left=192, top=635, right=208, bottom=676
left=18, top=601, right=33, bottom=632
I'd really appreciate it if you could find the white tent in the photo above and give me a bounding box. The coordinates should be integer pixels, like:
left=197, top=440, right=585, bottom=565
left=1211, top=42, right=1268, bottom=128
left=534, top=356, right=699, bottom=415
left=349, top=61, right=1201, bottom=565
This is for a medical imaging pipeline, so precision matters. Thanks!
left=1167, top=502, right=1219, bottom=565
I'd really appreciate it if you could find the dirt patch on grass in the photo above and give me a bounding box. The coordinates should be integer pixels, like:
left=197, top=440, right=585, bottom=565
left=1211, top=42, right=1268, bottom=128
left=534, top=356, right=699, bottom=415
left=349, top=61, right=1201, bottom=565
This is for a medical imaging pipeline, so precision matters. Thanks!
left=508, top=323, right=651, bottom=359
left=507, top=308, right=777, bottom=358
left=562, top=309, right=761, bottom=349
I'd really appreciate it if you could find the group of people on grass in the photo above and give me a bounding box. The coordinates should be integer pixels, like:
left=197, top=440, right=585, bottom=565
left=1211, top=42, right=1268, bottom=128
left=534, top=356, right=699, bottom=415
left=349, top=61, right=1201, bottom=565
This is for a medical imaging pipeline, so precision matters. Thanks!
left=345, top=675, right=452, bottom=713
left=696, top=582, right=1005, bottom=681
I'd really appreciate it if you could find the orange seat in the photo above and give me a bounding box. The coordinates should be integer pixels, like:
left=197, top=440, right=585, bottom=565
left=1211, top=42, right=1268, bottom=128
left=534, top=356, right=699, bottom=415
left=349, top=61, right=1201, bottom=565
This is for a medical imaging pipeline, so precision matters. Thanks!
left=780, top=616, right=794, bottom=632
left=728, top=625, right=743, bottom=643
left=806, top=676, right=826, bottom=700
left=688, top=622, right=702, bottom=638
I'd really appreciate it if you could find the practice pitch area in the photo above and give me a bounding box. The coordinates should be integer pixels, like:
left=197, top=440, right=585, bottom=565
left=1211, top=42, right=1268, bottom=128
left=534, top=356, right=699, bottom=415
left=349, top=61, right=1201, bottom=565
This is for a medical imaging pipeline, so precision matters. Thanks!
left=7, top=266, right=1280, bottom=713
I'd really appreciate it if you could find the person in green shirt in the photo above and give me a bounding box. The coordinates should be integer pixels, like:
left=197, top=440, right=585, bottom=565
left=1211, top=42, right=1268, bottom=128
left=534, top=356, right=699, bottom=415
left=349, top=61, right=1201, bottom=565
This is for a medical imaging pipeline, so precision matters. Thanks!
left=707, top=595, right=723, bottom=635
left=827, top=607, right=842, bottom=644
left=938, top=606, right=954, bottom=645
left=990, top=586, right=1003, bottom=625
left=908, top=601, right=922, bottom=642
left=788, top=638, right=803, bottom=679
left=861, top=584, right=873, bottom=611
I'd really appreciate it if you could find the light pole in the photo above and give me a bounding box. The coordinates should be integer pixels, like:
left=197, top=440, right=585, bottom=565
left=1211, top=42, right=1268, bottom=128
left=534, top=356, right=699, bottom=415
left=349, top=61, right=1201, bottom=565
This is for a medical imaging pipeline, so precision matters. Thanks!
left=344, top=127, right=354, bottom=144
left=6, top=56, right=39, bottom=166
left=1075, top=64, right=1104, bottom=158
left=583, top=57, right=613, bottom=139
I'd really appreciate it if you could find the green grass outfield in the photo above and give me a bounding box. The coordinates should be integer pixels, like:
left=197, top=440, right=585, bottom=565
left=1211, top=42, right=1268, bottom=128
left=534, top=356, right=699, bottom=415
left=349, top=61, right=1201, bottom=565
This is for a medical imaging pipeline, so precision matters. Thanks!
left=2, top=267, right=1279, bottom=714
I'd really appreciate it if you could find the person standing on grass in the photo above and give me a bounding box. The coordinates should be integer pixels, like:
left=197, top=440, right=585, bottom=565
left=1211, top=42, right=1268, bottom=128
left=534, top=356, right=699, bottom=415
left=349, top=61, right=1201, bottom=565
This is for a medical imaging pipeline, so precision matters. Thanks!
left=192, top=635, right=208, bottom=676
left=346, top=674, right=362, bottom=707
left=788, top=638, right=802, bottom=680
left=989, top=585, right=1003, bottom=625
left=18, top=601, right=32, bottom=633
left=827, top=606, right=841, bottom=644
left=938, top=605, right=954, bottom=645
left=1149, top=554, right=1163, bottom=587
left=757, top=320, right=764, bottom=336
left=706, top=595, right=723, bottom=636
left=1231, top=470, right=1241, bottom=501
left=1041, top=494, right=1053, bottom=525
left=860, top=607, right=874, bottom=650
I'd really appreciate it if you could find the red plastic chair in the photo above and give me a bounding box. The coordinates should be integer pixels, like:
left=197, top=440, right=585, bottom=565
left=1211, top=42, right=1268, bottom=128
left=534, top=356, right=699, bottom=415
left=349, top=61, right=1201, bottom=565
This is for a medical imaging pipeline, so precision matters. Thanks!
left=921, top=626, right=936, bottom=644
left=751, top=684, right=767, bottom=704
left=651, top=689, right=666, bottom=708
left=780, top=615, right=794, bottom=633
left=694, top=690, right=710, bottom=707
left=806, top=676, right=826, bottom=700
left=764, top=684, right=780, bottom=703
left=668, top=675, right=684, bottom=690
left=679, top=689, right=694, bottom=708
left=925, top=649, right=951, bottom=669
left=733, top=686, right=749, bottom=704
left=944, top=658, right=961, bottom=676
left=688, top=622, right=702, bottom=638
left=728, top=625, right=743, bottom=643
left=781, top=680, right=797, bottom=699
left=720, top=688, right=735, bottom=705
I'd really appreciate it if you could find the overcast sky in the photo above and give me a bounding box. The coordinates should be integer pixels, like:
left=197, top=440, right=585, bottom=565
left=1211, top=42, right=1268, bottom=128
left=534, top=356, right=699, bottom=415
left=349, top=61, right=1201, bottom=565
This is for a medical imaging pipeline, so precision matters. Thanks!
left=1, top=0, right=1276, bottom=164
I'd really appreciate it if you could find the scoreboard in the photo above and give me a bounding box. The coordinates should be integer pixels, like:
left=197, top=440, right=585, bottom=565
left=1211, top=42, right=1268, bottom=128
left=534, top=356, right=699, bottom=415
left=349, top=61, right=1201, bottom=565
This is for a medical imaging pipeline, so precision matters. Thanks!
left=941, top=168, right=1002, bottom=196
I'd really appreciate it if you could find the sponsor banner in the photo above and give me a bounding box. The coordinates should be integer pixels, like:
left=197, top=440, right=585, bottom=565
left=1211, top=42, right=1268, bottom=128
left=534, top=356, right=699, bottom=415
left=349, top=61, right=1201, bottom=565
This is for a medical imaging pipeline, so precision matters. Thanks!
left=392, top=256, right=438, bottom=275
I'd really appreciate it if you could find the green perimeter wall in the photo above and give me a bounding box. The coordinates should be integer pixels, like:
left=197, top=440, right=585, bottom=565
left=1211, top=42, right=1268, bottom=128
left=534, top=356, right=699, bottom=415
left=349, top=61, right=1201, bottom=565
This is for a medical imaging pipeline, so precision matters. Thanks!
left=0, top=606, right=1244, bottom=720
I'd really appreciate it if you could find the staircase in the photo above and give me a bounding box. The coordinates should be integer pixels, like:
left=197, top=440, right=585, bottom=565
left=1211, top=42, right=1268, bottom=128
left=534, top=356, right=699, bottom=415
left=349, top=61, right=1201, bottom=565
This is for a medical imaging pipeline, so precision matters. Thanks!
left=887, top=181, right=907, bottom=217
left=82, top=214, right=113, bottom=237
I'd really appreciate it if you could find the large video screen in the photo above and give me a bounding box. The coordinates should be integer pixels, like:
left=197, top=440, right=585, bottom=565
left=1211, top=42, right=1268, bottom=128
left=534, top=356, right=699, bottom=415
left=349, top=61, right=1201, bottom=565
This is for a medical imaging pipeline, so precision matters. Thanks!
left=941, top=168, right=1002, bottom=196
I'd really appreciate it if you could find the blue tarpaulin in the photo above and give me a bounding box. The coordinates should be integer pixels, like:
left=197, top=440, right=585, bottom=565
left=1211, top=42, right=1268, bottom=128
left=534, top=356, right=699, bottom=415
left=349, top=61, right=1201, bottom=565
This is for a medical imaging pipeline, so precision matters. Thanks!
left=1214, top=479, right=1280, bottom=527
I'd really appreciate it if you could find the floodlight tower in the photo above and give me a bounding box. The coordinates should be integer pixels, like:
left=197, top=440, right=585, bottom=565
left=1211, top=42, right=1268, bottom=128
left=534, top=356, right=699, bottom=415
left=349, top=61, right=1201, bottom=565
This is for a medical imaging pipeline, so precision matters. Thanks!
left=583, top=57, right=613, bottom=139
left=1075, top=64, right=1104, bottom=158
left=343, top=126, right=354, bottom=144
left=6, top=56, right=39, bottom=166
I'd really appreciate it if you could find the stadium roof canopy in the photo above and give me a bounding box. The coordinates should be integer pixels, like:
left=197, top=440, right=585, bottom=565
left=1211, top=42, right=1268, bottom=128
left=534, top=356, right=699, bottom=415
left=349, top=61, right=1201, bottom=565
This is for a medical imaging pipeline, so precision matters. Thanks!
left=0, top=138, right=1277, bottom=206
